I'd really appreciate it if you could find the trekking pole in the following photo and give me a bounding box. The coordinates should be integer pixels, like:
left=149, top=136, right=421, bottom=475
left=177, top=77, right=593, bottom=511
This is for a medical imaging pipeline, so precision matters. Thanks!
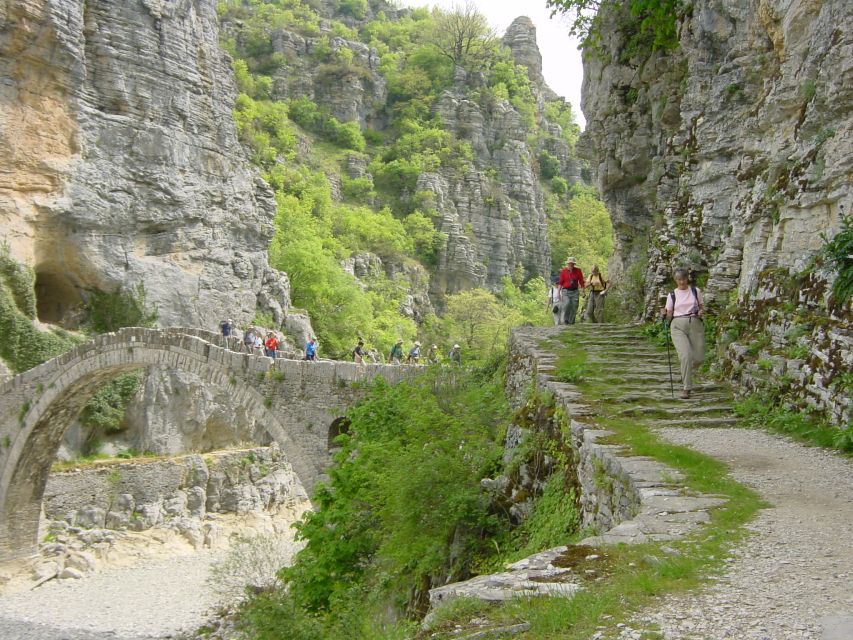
left=663, top=315, right=675, bottom=399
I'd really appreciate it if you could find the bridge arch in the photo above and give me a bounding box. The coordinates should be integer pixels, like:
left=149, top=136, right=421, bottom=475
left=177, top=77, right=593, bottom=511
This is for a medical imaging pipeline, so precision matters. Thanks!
left=0, top=328, right=320, bottom=562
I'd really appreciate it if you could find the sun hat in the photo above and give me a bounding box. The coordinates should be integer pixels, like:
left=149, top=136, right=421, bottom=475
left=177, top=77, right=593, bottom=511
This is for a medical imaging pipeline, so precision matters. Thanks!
left=414, top=341, right=421, bottom=346
left=566, top=257, right=576, bottom=264
left=397, top=338, right=403, bottom=344
left=453, top=344, right=460, bottom=349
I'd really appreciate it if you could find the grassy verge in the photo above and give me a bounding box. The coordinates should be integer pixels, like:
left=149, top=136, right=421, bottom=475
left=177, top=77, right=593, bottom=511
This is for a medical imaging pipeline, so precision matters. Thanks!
left=734, top=394, right=852, bottom=454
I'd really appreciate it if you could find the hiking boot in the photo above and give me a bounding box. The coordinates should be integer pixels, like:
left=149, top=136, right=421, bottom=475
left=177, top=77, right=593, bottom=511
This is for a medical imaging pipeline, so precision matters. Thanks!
left=680, top=389, right=691, bottom=399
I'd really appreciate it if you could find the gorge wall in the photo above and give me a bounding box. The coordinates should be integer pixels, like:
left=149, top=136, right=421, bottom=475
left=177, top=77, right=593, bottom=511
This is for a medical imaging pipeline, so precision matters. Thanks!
left=580, top=0, right=851, bottom=424
left=0, top=0, right=290, bottom=329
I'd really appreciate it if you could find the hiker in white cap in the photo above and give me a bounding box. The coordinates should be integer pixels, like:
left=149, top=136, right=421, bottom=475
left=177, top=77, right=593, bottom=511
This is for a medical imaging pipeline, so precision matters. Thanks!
left=558, top=257, right=585, bottom=325
left=407, top=341, right=422, bottom=364
left=449, top=343, right=462, bottom=365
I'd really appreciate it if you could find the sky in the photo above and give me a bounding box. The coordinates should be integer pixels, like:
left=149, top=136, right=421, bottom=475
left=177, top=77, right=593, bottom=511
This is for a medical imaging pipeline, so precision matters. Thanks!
left=394, top=0, right=587, bottom=128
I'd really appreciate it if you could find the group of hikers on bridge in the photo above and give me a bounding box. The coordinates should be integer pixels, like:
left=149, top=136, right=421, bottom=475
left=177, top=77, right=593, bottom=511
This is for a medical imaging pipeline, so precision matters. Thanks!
left=217, top=321, right=463, bottom=367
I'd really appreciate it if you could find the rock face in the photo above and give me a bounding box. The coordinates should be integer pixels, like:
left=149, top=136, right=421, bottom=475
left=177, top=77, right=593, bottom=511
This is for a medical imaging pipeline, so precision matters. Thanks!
left=425, top=17, right=580, bottom=295
left=0, top=0, right=290, bottom=329
left=42, top=446, right=308, bottom=531
left=580, top=0, right=851, bottom=424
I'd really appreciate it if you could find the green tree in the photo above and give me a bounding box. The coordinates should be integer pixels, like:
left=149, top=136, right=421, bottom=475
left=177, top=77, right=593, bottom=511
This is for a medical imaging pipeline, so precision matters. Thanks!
left=548, top=184, right=614, bottom=275
left=428, top=1, right=497, bottom=70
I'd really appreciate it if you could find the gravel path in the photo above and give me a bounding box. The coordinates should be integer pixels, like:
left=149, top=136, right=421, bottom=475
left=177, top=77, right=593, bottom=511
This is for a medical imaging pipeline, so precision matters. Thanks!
left=0, top=551, right=223, bottom=639
left=634, top=428, right=853, bottom=640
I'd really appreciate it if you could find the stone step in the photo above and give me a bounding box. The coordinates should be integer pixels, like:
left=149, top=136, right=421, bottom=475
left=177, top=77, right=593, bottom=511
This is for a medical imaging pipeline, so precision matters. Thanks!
left=654, top=416, right=741, bottom=428
left=617, top=404, right=734, bottom=417
left=611, top=392, right=731, bottom=404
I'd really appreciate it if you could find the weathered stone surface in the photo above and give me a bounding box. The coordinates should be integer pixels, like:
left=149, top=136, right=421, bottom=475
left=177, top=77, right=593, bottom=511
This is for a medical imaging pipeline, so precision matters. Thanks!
left=0, top=0, right=292, bottom=330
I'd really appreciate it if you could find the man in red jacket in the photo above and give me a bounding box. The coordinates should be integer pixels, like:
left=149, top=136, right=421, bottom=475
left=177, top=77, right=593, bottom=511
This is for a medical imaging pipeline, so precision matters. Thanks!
left=558, top=257, right=585, bottom=325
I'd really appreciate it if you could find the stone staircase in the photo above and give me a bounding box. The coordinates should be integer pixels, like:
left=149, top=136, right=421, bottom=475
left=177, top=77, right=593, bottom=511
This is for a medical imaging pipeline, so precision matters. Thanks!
left=570, top=323, right=739, bottom=429
left=427, top=323, right=740, bottom=621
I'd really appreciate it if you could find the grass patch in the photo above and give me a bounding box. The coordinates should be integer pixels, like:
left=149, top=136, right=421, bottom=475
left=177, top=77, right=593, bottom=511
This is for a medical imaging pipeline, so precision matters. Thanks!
left=734, top=394, right=852, bottom=454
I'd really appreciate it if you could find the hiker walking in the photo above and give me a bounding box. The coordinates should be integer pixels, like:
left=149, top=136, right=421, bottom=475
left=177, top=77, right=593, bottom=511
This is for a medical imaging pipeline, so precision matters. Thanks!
left=220, top=319, right=234, bottom=349
left=352, top=338, right=365, bottom=364
left=305, top=337, right=318, bottom=361
left=264, top=332, right=279, bottom=359
left=585, top=265, right=608, bottom=323
left=242, top=326, right=256, bottom=353
left=547, top=276, right=561, bottom=325
left=662, top=268, right=705, bottom=399
left=448, top=343, right=462, bottom=365
left=406, top=341, right=421, bottom=364
left=426, top=343, right=440, bottom=364
left=558, top=257, right=585, bottom=325
left=389, top=339, right=404, bottom=364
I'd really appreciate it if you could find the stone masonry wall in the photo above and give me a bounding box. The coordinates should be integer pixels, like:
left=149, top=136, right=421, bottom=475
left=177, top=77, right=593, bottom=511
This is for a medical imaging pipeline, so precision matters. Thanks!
left=43, top=446, right=305, bottom=534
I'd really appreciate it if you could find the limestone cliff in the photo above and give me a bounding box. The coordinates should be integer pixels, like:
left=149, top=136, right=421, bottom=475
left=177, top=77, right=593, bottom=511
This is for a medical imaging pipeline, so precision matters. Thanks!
left=0, top=0, right=291, bottom=329
left=581, top=0, right=851, bottom=423
left=425, top=17, right=580, bottom=295
left=226, top=6, right=584, bottom=298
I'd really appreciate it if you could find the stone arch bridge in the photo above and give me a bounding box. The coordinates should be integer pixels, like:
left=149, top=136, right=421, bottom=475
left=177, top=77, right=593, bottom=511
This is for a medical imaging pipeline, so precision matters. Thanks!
left=0, top=327, right=418, bottom=563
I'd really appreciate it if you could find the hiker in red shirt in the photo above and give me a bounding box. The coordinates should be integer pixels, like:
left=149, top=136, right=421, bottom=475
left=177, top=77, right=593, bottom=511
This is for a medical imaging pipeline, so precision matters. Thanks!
left=264, top=333, right=279, bottom=359
left=558, top=257, right=585, bottom=325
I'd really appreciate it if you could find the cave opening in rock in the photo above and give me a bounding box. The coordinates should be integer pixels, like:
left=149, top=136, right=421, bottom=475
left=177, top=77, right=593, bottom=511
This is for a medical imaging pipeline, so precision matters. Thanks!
left=34, top=268, right=81, bottom=325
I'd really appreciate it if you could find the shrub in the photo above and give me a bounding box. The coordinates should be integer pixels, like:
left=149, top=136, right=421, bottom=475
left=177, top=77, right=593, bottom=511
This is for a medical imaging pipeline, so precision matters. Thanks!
left=210, top=534, right=302, bottom=601
left=86, top=283, right=158, bottom=334
left=822, top=212, right=852, bottom=306
left=538, top=150, right=561, bottom=180
left=0, top=249, right=81, bottom=372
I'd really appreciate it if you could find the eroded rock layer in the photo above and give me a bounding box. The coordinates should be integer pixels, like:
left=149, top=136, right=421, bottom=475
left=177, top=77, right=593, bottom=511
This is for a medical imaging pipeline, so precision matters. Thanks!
left=0, top=0, right=289, bottom=328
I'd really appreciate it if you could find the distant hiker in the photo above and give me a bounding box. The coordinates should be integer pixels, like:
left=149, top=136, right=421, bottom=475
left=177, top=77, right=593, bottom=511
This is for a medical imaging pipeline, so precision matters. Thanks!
left=264, top=332, right=279, bottom=359
left=406, top=341, right=421, bottom=364
left=389, top=339, right=404, bottom=364
left=242, top=326, right=255, bottom=353
left=585, top=265, right=609, bottom=323
left=305, top=337, right=318, bottom=361
left=548, top=276, right=561, bottom=326
left=662, top=268, right=705, bottom=399
left=220, top=319, right=233, bottom=348
left=253, top=331, right=264, bottom=355
left=426, top=343, right=440, bottom=364
left=352, top=338, right=365, bottom=364
left=558, top=257, right=585, bottom=325
left=449, top=343, right=462, bottom=365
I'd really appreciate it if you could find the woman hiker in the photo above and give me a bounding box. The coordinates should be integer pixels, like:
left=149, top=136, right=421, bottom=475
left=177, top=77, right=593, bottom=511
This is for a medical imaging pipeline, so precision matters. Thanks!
left=585, top=265, right=608, bottom=323
left=662, top=268, right=705, bottom=399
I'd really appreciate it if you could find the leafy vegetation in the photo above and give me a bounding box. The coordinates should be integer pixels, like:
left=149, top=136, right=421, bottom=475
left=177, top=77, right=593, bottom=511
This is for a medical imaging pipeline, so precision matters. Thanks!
left=546, top=0, right=685, bottom=56
left=0, top=246, right=82, bottom=373
left=86, top=283, right=158, bottom=333
left=822, top=212, right=852, bottom=306
left=547, top=183, right=614, bottom=277
left=734, top=394, right=852, bottom=454
left=78, top=372, right=144, bottom=456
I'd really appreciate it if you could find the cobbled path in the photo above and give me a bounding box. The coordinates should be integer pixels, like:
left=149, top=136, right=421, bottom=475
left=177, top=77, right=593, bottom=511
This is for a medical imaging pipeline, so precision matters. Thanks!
left=635, top=428, right=853, bottom=640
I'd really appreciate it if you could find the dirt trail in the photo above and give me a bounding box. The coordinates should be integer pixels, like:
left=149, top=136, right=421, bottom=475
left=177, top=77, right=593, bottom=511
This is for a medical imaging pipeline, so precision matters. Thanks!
left=635, top=428, right=853, bottom=640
